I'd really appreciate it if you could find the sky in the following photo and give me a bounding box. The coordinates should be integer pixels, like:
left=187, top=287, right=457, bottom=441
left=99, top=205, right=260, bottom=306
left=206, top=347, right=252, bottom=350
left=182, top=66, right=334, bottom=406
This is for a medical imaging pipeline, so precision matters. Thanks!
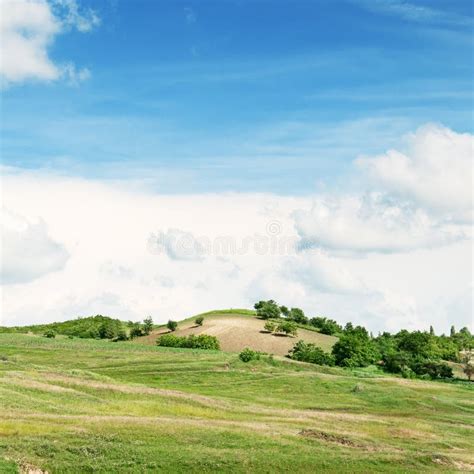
left=1, top=0, right=473, bottom=332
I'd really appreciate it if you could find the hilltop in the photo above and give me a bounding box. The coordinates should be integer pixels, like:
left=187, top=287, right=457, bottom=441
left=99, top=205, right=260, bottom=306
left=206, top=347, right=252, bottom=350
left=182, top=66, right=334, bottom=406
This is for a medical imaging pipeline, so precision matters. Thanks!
left=135, top=309, right=337, bottom=355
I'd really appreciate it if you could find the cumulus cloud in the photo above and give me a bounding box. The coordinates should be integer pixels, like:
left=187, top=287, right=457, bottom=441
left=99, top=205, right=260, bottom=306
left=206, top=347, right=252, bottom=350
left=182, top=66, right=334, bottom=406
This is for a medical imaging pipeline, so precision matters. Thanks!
left=294, top=193, right=465, bottom=255
left=0, top=0, right=99, bottom=85
left=1, top=124, right=472, bottom=333
left=1, top=208, right=69, bottom=284
left=357, top=124, right=473, bottom=222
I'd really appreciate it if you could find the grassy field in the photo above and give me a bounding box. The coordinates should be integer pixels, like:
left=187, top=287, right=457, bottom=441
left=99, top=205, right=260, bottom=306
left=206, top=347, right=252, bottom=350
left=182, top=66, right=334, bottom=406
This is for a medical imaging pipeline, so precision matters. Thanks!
left=0, top=333, right=473, bottom=473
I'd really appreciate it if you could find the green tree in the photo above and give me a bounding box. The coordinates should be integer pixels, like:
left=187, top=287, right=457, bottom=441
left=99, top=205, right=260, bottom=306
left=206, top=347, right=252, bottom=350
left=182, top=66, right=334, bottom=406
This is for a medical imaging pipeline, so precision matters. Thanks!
left=276, top=320, right=297, bottom=337
left=279, top=305, right=289, bottom=317
left=429, top=325, right=435, bottom=336
left=288, top=307, right=308, bottom=324
left=167, top=320, right=178, bottom=332
left=450, top=325, right=456, bottom=337
left=143, top=317, right=153, bottom=335
left=289, top=340, right=335, bottom=365
left=332, top=333, right=378, bottom=367
left=129, top=323, right=143, bottom=339
left=43, top=329, right=56, bottom=338
left=254, top=300, right=281, bottom=320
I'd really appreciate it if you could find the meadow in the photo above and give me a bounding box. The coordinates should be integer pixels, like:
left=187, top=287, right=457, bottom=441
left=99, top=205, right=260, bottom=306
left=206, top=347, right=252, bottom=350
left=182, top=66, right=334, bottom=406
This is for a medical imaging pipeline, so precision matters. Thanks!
left=0, top=333, right=473, bottom=473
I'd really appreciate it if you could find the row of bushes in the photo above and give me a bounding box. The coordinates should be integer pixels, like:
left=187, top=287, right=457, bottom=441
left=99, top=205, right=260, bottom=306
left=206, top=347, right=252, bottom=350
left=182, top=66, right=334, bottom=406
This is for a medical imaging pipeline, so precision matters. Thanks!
left=156, top=333, right=220, bottom=350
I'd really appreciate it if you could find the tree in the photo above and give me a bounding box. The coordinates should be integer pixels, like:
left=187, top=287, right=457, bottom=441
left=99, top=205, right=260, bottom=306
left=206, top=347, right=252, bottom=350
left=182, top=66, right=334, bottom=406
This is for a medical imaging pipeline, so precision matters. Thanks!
left=429, top=325, right=435, bottom=336
left=239, top=348, right=261, bottom=362
left=195, top=316, right=204, bottom=326
left=43, top=329, right=56, bottom=338
left=254, top=300, right=281, bottom=320
left=332, top=333, right=378, bottom=368
left=276, top=320, right=297, bottom=337
left=288, top=307, right=308, bottom=324
left=279, top=306, right=289, bottom=317
left=264, top=321, right=276, bottom=333
left=462, top=351, right=474, bottom=381
left=143, top=316, right=153, bottom=335
left=167, top=320, right=178, bottom=332
left=450, top=325, right=456, bottom=337
left=310, top=317, right=342, bottom=335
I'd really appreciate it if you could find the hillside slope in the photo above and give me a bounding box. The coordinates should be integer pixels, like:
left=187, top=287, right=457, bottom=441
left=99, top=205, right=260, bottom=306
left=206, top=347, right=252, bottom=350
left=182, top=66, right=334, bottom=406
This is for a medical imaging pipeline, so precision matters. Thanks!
left=136, top=311, right=337, bottom=355
left=0, top=333, right=472, bottom=472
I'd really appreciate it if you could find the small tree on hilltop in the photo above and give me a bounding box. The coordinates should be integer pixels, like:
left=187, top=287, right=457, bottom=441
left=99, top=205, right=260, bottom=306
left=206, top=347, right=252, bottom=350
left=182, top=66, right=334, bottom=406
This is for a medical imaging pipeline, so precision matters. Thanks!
left=167, top=320, right=178, bottom=332
left=195, top=316, right=204, bottom=326
left=143, top=316, right=153, bottom=335
left=288, top=307, right=308, bottom=324
left=254, top=300, right=281, bottom=320
left=279, top=306, right=289, bottom=317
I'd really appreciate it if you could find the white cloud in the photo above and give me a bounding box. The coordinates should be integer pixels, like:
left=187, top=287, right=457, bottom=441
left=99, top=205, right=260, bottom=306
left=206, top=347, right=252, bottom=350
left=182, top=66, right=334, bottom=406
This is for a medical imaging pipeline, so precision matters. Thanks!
left=357, top=124, right=473, bottom=222
left=1, top=124, right=471, bottom=333
left=0, top=0, right=99, bottom=85
left=1, top=208, right=69, bottom=284
left=294, top=193, right=465, bottom=255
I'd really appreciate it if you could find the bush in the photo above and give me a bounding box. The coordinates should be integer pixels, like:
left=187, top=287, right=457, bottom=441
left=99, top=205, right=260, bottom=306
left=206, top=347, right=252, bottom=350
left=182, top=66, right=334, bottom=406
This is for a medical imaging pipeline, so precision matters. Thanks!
left=129, top=323, right=144, bottom=339
left=195, top=316, right=204, bottom=326
left=289, top=340, right=335, bottom=365
left=411, top=360, right=453, bottom=379
left=43, top=329, right=56, bottom=338
left=157, top=333, right=220, bottom=350
left=239, top=348, right=261, bottom=362
left=167, top=320, right=178, bottom=332
left=264, top=321, right=276, bottom=333
left=276, top=320, right=297, bottom=337
left=288, top=307, right=308, bottom=325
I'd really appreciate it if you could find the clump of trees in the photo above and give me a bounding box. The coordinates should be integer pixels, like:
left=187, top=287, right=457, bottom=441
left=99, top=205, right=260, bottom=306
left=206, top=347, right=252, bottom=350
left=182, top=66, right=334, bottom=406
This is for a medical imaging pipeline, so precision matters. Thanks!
left=286, top=320, right=473, bottom=380
left=157, top=334, right=220, bottom=350
left=309, top=317, right=342, bottom=335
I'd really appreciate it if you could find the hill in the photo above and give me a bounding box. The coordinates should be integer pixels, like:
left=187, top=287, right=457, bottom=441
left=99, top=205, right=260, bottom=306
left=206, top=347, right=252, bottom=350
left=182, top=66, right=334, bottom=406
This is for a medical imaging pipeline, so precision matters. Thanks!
left=0, top=333, right=472, bottom=472
left=0, top=315, right=126, bottom=339
left=135, top=310, right=338, bottom=355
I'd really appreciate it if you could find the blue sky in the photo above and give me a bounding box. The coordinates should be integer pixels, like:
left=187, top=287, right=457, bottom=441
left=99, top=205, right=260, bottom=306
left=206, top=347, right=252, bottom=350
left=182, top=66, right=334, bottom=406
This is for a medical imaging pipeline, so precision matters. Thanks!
left=2, top=0, right=473, bottom=194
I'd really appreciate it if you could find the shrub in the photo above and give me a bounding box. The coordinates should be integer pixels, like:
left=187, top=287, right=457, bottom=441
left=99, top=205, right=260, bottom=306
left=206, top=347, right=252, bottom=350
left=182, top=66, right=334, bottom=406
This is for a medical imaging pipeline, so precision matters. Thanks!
left=264, top=321, right=276, bottom=333
left=129, top=323, right=144, bottom=339
left=289, top=340, right=335, bottom=365
left=43, top=329, right=56, bottom=338
left=195, top=316, right=204, bottom=326
left=276, top=320, right=297, bottom=337
left=167, top=320, right=178, bottom=332
left=157, top=333, right=220, bottom=350
left=239, top=348, right=261, bottom=362
left=411, top=360, right=453, bottom=379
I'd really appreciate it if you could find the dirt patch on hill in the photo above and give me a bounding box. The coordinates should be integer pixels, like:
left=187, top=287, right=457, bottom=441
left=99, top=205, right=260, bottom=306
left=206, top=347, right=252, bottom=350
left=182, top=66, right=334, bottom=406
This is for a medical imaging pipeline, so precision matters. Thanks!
left=139, top=314, right=337, bottom=355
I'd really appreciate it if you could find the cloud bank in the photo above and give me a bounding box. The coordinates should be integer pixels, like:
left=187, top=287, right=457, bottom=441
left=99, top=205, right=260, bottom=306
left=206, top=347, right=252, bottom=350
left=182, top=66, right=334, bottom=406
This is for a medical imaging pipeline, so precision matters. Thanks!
left=1, top=124, right=472, bottom=333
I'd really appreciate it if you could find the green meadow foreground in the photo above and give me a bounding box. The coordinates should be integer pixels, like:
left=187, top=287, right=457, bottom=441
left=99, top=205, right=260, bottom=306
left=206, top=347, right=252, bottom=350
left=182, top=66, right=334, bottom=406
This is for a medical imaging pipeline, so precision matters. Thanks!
left=0, top=333, right=473, bottom=473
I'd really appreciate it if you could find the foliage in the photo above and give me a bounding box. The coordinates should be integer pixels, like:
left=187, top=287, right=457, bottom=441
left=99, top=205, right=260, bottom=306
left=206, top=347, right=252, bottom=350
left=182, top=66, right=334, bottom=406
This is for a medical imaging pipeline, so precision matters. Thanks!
left=279, top=305, right=289, bottom=317
left=332, top=332, right=379, bottom=368
left=0, top=315, right=126, bottom=340
left=462, top=351, right=474, bottom=381
left=287, top=307, right=308, bottom=324
left=43, top=329, right=56, bottom=338
left=195, top=316, right=204, bottom=326
left=276, top=320, right=297, bottom=337
left=410, top=360, right=453, bottom=379
left=157, top=333, right=220, bottom=350
left=289, top=340, right=335, bottom=365
left=309, top=317, right=342, bottom=335
left=263, top=321, right=276, bottom=333
left=239, top=348, right=261, bottom=362
left=167, top=320, right=178, bottom=332
left=143, top=317, right=153, bottom=335
left=254, top=300, right=281, bottom=320
left=129, top=323, right=144, bottom=339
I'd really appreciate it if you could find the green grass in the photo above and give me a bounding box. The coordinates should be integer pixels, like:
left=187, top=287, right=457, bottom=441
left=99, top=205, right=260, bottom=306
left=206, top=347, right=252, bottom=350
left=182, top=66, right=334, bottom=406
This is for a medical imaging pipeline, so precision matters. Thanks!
left=0, top=333, right=473, bottom=473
